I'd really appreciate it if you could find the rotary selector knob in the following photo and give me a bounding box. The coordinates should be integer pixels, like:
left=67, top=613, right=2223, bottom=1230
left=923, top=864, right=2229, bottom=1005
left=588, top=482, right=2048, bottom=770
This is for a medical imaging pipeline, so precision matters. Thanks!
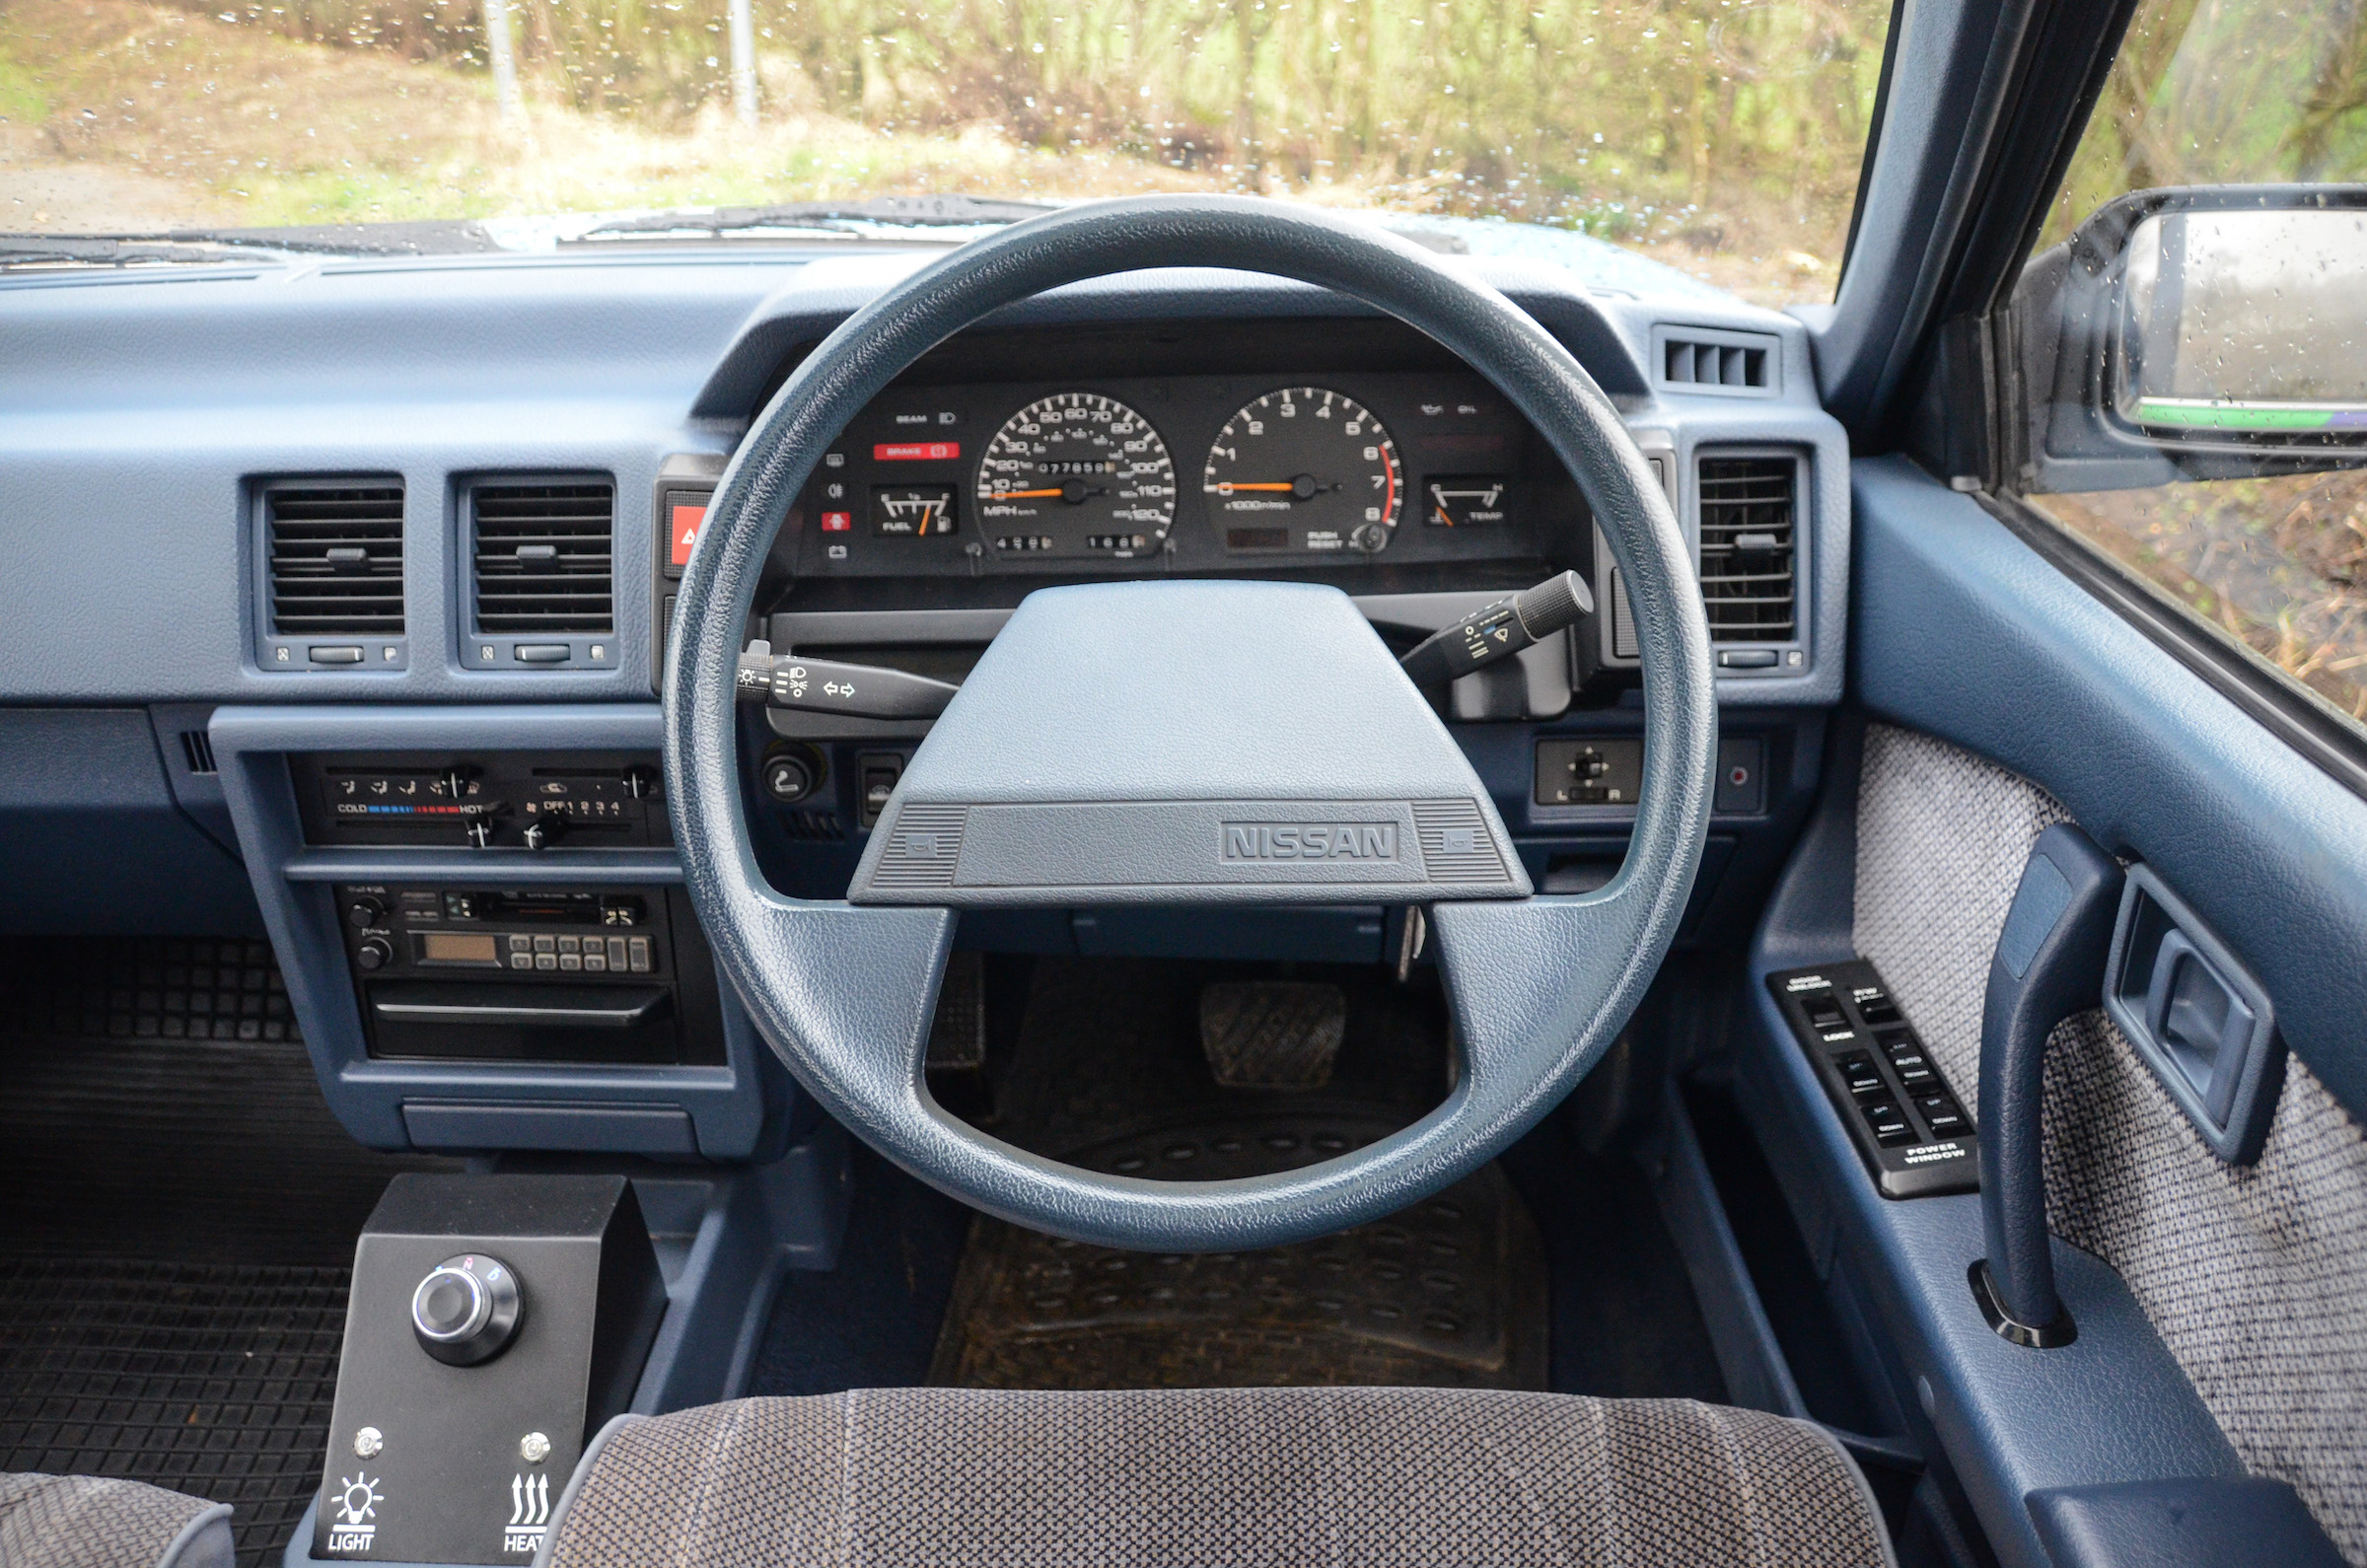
left=410, top=1253, right=523, bottom=1366
left=355, top=937, right=394, bottom=971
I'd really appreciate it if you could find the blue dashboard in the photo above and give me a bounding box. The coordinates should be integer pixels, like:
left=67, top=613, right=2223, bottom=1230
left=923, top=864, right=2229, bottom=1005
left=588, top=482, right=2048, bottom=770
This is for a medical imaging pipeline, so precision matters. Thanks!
left=0, top=243, right=1851, bottom=1159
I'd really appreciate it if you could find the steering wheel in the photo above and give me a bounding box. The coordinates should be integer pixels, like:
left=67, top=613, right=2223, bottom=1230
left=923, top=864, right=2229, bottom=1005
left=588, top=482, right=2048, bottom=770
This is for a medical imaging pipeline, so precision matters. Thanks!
left=667, top=196, right=1714, bottom=1251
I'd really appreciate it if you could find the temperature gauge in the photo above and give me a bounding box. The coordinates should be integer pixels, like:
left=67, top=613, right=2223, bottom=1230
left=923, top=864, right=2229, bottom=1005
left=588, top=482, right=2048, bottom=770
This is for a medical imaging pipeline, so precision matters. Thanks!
left=1424, top=475, right=1510, bottom=528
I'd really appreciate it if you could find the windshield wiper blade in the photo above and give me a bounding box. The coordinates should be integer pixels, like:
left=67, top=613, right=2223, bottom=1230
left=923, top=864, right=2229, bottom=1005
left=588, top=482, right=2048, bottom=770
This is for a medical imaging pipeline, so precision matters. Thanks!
left=0, top=235, right=268, bottom=270
left=577, top=194, right=1055, bottom=240
left=0, top=221, right=501, bottom=267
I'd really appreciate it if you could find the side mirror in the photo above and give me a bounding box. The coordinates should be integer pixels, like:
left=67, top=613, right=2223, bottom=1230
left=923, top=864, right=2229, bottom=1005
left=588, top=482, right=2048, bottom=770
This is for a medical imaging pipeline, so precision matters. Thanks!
left=2012, top=186, right=2367, bottom=487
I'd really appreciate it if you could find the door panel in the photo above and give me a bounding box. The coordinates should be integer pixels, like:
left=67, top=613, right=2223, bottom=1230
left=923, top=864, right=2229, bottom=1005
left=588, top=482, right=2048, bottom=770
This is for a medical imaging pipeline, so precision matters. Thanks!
left=1851, top=457, right=2367, bottom=1120
left=1850, top=714, right=2367, bottom=1563
left=1815, top=457, right=2367, bottom=1564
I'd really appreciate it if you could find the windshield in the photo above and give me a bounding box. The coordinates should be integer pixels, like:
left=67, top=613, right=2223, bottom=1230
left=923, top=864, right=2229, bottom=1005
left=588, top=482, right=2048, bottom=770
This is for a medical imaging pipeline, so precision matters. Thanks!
left=0, top=0, right=1892, bottom=302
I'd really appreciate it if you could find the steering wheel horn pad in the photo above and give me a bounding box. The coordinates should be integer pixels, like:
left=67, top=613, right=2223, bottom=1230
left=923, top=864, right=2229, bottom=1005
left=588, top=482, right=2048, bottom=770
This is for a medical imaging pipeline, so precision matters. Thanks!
left=667, top=195, right=1716, bottom=1251
left=847, top=578, right=1529, bottom=906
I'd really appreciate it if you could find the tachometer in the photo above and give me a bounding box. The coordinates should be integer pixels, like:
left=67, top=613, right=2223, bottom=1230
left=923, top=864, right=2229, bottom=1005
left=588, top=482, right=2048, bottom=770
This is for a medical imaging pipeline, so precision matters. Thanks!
left=975, top=392, right=1176, bottom=559
left=1203, top=387, right=1402, bottom=553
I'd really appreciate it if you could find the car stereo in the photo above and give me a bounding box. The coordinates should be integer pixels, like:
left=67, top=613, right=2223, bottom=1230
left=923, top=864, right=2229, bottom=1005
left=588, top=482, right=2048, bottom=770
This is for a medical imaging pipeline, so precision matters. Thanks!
left=337, top=883, right=725, bottom=1066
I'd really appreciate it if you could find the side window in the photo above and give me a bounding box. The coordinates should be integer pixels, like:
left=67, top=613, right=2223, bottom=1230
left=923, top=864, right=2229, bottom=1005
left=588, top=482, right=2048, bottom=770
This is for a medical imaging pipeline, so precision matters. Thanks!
left=2004, top=0, right=2367, bottom=735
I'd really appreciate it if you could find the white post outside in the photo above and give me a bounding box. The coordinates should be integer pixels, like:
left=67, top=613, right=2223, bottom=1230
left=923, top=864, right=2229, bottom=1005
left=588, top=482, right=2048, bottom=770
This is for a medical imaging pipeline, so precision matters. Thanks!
left=485, top=0, right=519, bottom=119
left=728, top=0, right=758, bottom=127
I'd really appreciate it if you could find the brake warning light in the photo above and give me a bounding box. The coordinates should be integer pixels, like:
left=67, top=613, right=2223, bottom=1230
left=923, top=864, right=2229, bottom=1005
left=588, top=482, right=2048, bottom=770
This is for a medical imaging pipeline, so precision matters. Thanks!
left=873, top=442, right=960, bottom=462
left=670, top=502, right=708, bottom=567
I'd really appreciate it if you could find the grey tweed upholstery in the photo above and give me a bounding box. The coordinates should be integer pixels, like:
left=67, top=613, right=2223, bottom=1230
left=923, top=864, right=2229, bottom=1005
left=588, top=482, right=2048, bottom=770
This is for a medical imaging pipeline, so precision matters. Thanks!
left=0, top=1473, right=233, bottom=1568
left=1853, top=721, right=2367, bottom=1564
left=539, top=1387, right=1894, bottom=1568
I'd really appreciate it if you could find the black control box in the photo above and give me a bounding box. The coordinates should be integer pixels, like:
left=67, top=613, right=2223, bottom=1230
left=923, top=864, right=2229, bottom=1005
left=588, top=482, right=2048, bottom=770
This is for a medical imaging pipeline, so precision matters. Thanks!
left=338, top=884, right=724, bottom=1065
left=294, top=751, right=668, bottom=850
left=314, top=1174, right=667, bottom=1565
left=1766, top=961, right=1978, bottom=1199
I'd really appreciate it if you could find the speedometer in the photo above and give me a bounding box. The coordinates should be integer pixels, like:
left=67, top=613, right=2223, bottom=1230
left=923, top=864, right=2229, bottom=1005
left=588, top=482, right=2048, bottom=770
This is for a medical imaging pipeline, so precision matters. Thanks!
left=1203, top=387, right=1402, bottom=553
left=975, top=392, right=1176, bottom=559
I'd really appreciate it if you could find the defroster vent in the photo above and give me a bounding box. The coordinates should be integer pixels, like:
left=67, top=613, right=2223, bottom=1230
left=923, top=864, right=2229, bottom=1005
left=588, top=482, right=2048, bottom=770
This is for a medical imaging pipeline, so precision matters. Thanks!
left=265, top=485, right=404, bottom=636
left=471, top=482, right=614, bottom=634
left=1696, top=456, right=1797, bottom=643
left=1652, top=326, right=1778, bottom=395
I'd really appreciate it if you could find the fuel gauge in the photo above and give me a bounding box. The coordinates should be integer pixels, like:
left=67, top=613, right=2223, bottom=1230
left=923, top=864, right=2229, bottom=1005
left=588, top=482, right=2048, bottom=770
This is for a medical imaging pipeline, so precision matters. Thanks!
left=871, top=485, right=959, bottom=536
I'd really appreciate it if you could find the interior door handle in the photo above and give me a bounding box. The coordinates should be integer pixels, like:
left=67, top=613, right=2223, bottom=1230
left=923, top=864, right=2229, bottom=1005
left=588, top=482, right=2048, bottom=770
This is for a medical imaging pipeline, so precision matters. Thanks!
left=1973, top=822, right=2123, bottom=1347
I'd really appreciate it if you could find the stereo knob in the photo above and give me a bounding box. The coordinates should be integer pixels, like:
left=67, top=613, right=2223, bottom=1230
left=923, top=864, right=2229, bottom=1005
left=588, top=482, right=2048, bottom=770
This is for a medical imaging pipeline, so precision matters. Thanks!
left=347, top=895, right=388, bottom=929
left=411, top=1253, right=523, bottom=1367
left=355, top=936, right=394, bottom=970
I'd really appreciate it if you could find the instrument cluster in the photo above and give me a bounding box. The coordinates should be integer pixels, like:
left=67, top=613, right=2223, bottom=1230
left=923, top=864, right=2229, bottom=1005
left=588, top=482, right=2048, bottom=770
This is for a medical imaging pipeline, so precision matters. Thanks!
left=782, top=369, right=1563, bottom=579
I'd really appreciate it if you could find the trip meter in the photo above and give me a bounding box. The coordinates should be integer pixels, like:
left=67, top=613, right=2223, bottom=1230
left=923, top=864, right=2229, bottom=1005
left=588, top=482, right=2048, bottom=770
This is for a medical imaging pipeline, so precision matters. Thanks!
left=975, top=392, right=1176, bottom=559
left=1203, top=387, right=1403, bottom=553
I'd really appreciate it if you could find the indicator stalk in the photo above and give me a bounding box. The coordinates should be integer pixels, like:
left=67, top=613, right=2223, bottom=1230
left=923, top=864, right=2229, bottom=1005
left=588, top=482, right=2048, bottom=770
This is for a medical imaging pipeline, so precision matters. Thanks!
left=1398, top=571, right=1594, bottom=688
left=737, top=640, right=959, bottom=720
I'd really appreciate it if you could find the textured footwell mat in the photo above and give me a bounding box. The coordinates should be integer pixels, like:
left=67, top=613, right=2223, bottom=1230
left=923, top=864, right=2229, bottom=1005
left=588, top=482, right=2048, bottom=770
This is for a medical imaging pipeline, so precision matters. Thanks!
left=0, top=936, right=455, bottom=1264
left=0, top=1257, right=348, bottom=1568
left=930, top=1112, right=1549, bottom=1390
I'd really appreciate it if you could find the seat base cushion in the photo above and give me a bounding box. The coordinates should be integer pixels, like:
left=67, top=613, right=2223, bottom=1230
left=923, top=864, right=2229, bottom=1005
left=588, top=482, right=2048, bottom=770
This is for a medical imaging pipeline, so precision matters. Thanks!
left=539, top=1387, right=1894, bottom=1568
left=0, top=1473, right=234, bottom=1568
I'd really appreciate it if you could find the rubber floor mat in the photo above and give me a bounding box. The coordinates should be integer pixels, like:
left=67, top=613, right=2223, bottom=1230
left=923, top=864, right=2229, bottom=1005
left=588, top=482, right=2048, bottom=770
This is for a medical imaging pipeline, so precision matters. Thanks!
left=0, top=936, right=455, bottom=1264
left=0, top=1257, right=348, bottom=1568
left=930, top=1112, right=1549, bottom=1390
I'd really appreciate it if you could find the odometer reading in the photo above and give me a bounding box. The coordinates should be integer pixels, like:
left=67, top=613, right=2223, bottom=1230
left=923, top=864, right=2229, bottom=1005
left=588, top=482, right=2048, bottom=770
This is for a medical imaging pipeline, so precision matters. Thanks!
left=976, top=393, right=1176, bottom=558
left=1204, top=388, right=1402, bottom=553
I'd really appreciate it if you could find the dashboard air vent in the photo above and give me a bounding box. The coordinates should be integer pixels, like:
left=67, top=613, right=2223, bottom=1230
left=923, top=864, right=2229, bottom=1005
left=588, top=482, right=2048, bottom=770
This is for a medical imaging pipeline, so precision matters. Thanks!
left=1652, top=326, right=1779, bottom=395
left=179, top=730, right=218, bottom=775
left=265, top=485, right=405, bottom=636
left=471, top=482, right=615, bottom=634
left=1696, top=456, right=1797, bottom=643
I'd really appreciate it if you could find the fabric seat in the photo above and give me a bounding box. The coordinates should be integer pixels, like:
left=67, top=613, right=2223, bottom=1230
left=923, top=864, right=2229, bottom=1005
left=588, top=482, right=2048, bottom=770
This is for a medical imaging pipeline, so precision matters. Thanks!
left=536, top=1387, right=1896, bottom=1568
left=0, top=1473, right=234, bottom=1568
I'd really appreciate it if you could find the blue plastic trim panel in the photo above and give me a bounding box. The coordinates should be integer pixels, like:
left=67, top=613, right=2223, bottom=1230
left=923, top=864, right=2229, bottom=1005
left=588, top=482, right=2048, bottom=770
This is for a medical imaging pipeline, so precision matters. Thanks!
left=1744, top=877, right=2242, bottom=1568
left=0, top=707, right=265, bottom=935
left=210, top=703, right=783, bottom=1158
left=1851, top=457, right=2367, bottom=1123
left=0, top=249, right=1843, bottom=712
left=2027, top=1477, right=2347, bottom=1568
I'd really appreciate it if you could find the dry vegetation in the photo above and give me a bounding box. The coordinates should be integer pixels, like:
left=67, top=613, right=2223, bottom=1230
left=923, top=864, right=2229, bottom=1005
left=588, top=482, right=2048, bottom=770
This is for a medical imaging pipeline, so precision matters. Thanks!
left=2031, top=471, right=2367, bottom=722
left=0, top=0, right=1887, bottom=300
